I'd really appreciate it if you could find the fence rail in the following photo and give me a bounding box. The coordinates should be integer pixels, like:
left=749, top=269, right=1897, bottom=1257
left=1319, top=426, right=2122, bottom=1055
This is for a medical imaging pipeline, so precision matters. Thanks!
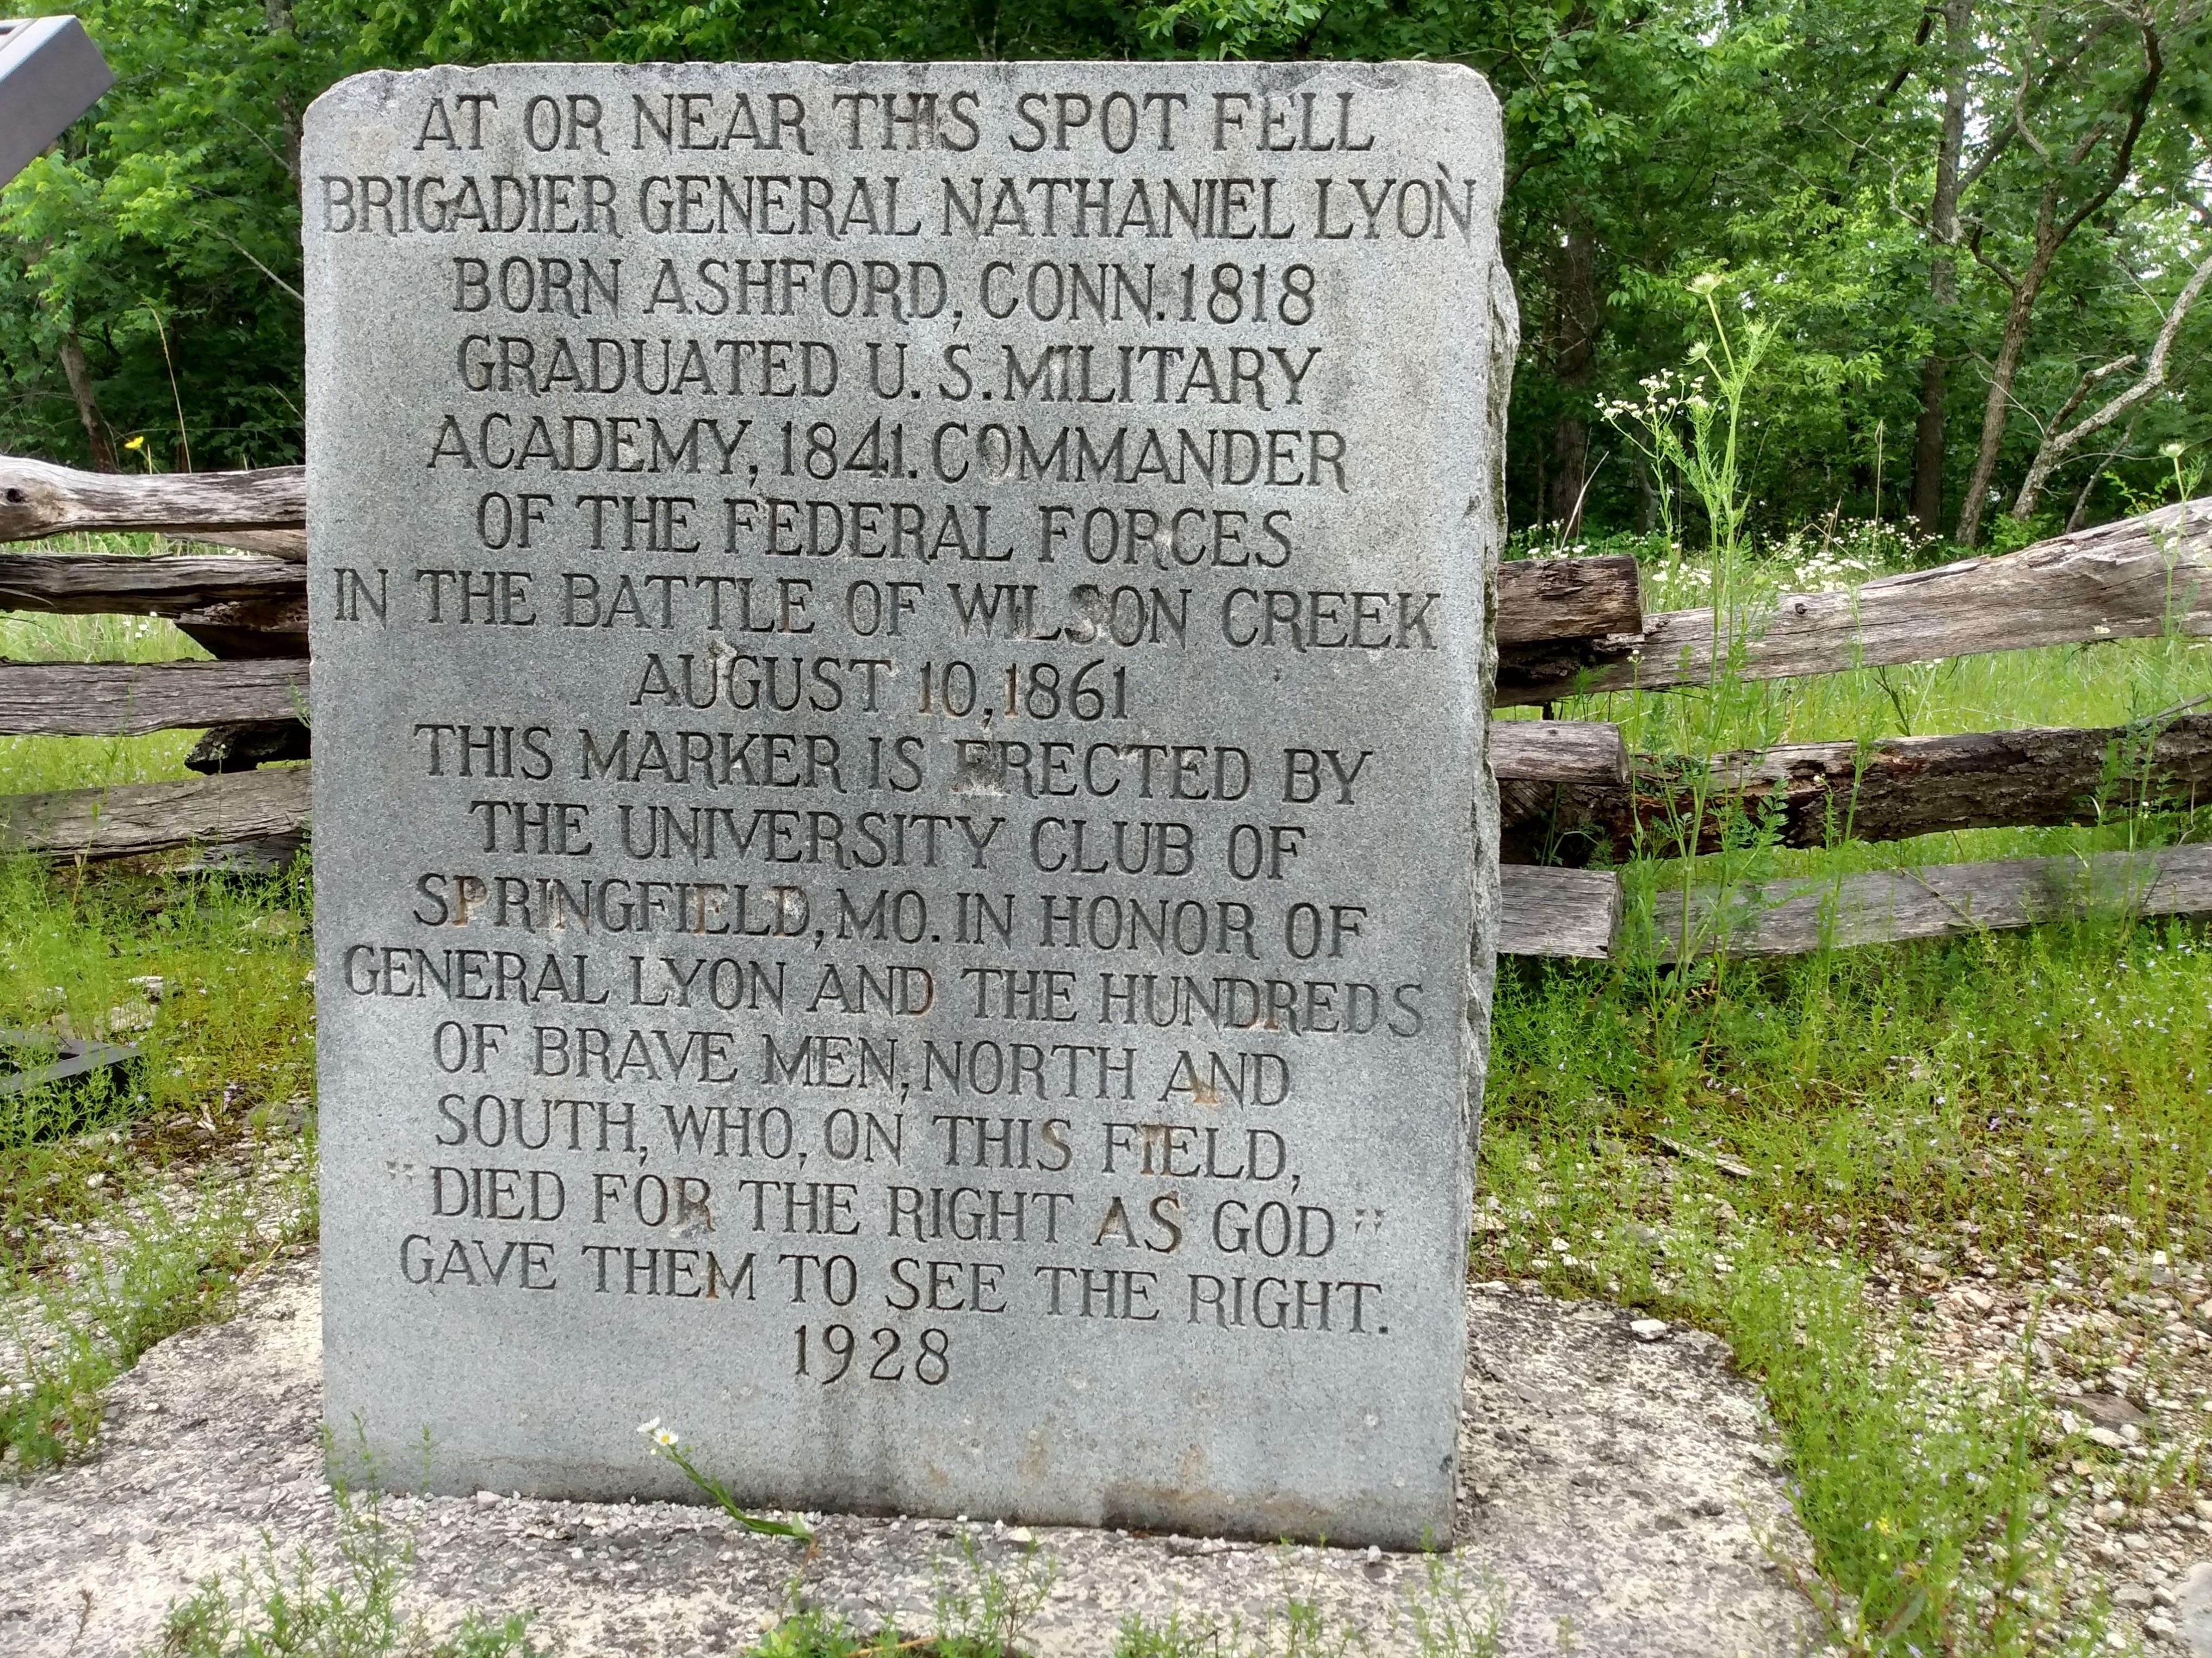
left=1651, top=843, right=2212, bottom=959
left=0, top=660, right=307, bottom=736
left=1503, top=712, right=2212, bottom=864
left=1499, top=499, right=2211, bottom=706
left=0, top=550, right=301, bottom=612
left=0, top=766, right=309, bottom=862
left=0, top=455, right=305, bottom=549
left=0, top=454, right=2207, bottom=959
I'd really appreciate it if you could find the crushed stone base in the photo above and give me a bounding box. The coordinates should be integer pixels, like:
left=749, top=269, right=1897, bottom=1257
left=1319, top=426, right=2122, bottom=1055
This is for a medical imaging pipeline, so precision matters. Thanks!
left=0, top=1258, right=1817, bottom=1656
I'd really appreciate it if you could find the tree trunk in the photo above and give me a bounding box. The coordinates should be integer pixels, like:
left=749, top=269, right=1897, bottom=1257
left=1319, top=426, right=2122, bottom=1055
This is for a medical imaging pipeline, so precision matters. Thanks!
left=1550, top=420, right=1589, bottom=538
left=1531, top=432, right=1548, bottom=537
left=2066, top=465, right=2101, bottom=531
left=1547, top=221, right=1600, bottom=536
left=1911, top=0, right=1972, bottom=538
left=2011, top=248, right=2212, bottom=521
left=1911, top=355, right=1948, bottom=536
left=56, top=334, right=117, bottom=474
left=266, top=0, right=301, bottom=183
left=1956, top=236, right=2060, bottom=548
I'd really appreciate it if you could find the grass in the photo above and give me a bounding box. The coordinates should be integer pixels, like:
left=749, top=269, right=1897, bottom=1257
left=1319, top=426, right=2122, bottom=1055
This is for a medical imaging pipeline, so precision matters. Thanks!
left=1, top=1163, right=313, bottom=1467
left=0, top=851, right=317, bottom=1273
left=1477, top=491, right=2210, bottom=1654
left=0, top=842, right=317, bottom=1468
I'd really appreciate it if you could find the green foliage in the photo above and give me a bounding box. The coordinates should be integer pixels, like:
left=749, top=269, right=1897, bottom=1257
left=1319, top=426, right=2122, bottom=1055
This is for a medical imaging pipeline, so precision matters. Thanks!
left=2, top=1164, right=312, bottom=1469
left=0, top=815, right=317, bottom=1471
left=736, top=1530, right=1056, bottom=1656
left=741, top=1548, right=1503, bottom=1656
left=1480, top=494, right=2209, bottom=1653
left=1477, top=929, right=2191, bottom=1655
left=1, top=0, right=346, bottom=467
left=1479, top=903, right=2212, bottom=1655
left=1102, top=1557, right=1503, bottom=1655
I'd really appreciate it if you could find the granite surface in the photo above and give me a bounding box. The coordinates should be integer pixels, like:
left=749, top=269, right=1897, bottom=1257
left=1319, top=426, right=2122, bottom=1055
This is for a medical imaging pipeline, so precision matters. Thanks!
left=305, top=60, right=1515, bottom=1544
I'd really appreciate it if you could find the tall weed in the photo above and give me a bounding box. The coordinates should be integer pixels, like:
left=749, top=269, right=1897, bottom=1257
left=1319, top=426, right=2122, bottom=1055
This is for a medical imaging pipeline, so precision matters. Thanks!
left=160, top=1482, right=534, bottom=1658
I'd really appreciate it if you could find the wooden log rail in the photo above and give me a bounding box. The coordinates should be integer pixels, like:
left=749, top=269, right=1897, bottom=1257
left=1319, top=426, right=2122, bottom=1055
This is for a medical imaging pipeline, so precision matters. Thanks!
left=0, top=766, right=309, bottom=862
left=0, top=547, right=1637, bottom=678
left=1499, top=866, right=1621, bottom=959
left=0, top=456, right=305, bottom=556
left=0, top=550, right=307, bottom=657
left=1500, top=498, right=2212, bottom=706
left=0, top=454, right=1639, bottom=633
left=0, top=660, right=306, bottom=736
left=0, top=455, right=1647, bottom=689
left=0, top=551, right=300, bottom=611
left=1646, top=843, right=2212, bottom=960
left=0, top=654, right=1643, bottom=796
left=1499, top=842, right=2212, bottom=962
left=1489, top=720, right=1627, bottom=787
left=5, top=456, right=2201, bottom=706
left=1503, top=712, right=2212, bottom=864
left=1, top=762, right=1618, bottom=957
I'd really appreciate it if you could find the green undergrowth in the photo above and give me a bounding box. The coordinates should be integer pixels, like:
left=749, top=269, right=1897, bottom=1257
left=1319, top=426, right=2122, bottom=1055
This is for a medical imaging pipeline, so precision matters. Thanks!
left=738, top=1548, right=1504, bottom=1657
left=0, top=850, right=315, bottom=1243
left=1478, top=917, right=2212, bottom=1656
left=0, top=846, right=317, bottom=1471
left=2, top=1166, right=313, bottom=1470
left=1484, top=462, right=2208, bottom=1652
left=159, top=1483, right=535, bottom=1658
left=1497, top=923, right=2212, bottom=1250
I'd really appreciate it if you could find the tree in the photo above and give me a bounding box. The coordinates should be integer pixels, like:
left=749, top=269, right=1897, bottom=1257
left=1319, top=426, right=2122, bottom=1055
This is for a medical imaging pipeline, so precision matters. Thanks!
left=1950, top=0, right=2170, bottom=545
left=1, top=0, right=2204, bottom=535
left=2009, top=244, right=2210, bottom=518
left=0, top=0, right=345, bottom=468
left=1911, top=0, right=1972, bottom=536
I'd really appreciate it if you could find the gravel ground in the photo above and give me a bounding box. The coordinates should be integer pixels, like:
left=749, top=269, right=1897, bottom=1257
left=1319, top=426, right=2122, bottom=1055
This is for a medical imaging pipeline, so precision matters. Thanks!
left=1885, top=1231, right=2212, bottom=1653
left=0, top=1256, right=1817, bottom=1657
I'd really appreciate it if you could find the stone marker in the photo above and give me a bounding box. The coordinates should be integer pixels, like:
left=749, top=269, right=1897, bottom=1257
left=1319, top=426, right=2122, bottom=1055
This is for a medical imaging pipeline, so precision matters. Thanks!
left=305, top=59, right=1513, bottom=1548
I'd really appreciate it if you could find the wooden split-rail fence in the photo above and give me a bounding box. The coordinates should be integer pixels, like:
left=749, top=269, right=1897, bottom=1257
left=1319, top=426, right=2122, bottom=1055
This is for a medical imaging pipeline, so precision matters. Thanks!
left=1, top=454, right=2208, bottom=959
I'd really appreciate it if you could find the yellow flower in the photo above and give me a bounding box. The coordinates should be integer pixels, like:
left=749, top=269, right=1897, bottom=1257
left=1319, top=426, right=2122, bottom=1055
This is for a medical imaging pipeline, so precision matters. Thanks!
left=123, top=435, right=146, bottom=451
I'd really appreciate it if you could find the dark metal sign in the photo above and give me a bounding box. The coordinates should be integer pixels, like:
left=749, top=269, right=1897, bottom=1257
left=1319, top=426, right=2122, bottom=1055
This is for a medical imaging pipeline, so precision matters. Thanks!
left=0, top=17, right=114, bottom=188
